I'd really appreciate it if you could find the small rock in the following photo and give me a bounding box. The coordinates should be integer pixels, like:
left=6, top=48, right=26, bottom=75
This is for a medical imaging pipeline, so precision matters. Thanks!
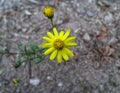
left=83, top=33, right=91, bottom=41
left=0, top=70, right=3, bottom=75
left=104, top=12, right=113, bottom=22
left=88, top=0, right=93, bottom=3
left=92, top=89, right=99, bottom=93
left=21, top=35, right=30, bottom=39
left=87, top=11, right=94, bottom=17
left=49, top=0, right=55, bottom=5
left=108, top=37, right=118, bottom=44
left=0, top=7, right=3, bottom=13
left=29, top=78, right=40, bottom=86
left=74, top=28, right=81, bottom=33
left=115, top=60, right=120, bottom=67
left=28, top=0, right=39, bottom=4
left=24, top=10, right=32, bottom=16
left=77, top=7, right=86, bottom=15
left=0, top=0, right=4, bottom=4
left=47, top=76, right=51, bottom=80
left=99, top=84, right=104, bottom=91
left=16, top=89, right=21, bottom=93
left=15, top=40, right=22, bottom=45
left=58, top=82, right=63, bottom=87
left=0, top=82, right=2, bottom=88
left=6, top=34, right=14, bottom=39
left=22, top=28, right=27, bottom=32
left=56, top=20, right=63, bottom=25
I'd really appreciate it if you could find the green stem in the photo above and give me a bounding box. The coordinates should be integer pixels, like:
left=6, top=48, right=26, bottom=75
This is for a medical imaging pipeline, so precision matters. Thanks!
left=50, top=18, right=54, bottom=28
left=28, top=60, right=32, bottom=79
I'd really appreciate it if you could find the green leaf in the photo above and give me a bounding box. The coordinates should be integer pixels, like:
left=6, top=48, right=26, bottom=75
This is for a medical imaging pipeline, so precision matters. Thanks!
left=35, top=55, right=46, bottom=64
left=13, top=62, right=23, bottom=68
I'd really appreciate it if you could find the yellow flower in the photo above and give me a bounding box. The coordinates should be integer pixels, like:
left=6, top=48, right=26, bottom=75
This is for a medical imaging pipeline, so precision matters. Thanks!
left=42, top=6, right=54, bottom=19
left=12, top=78, right=20, bottom=84
left=41, top=27, right=77, bottom=63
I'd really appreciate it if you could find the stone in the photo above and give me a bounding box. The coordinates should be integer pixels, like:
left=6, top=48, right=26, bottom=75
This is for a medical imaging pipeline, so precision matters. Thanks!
left=92, top=89, right=99, bottom=93
left=6, top=34, right=14, bottom=39
left=115, top=60, right=120, bottom=67
left=0, top=82, right=2, bottom=88
left=28, top=0, right=39, bottom=4
left=58, top=82, right=63, bottom=87
left=87, top=11, right=94, bottom=17
left=47, top=76, right=51, bottom=80
left=104, top=12, right=113, bottom=22
left=88, top=0, right=93, bottom=3
left=24, top=10, right=32, bottom=16
left=74, top=28, right=81, bottom=33
left=108, top=37, right=118, bottom=44
left=83, top=33, right=91, bottom=41
left=29, top=78, right=40, bottom=86
left=77, top=7, right=86, bottom=15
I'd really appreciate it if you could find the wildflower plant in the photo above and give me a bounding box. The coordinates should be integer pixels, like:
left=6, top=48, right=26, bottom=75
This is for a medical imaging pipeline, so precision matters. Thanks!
left=41, top=27, right=77, bottom=63
left=0, top=3, right=77, bottom=83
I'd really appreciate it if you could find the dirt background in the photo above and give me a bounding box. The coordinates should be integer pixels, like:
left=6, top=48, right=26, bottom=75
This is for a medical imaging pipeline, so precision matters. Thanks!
left=0, top=0, right=120, bottom=93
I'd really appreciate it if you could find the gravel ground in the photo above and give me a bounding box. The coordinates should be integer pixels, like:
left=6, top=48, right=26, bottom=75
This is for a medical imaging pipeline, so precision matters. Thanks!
left=0, top=0, right=120, bottom=93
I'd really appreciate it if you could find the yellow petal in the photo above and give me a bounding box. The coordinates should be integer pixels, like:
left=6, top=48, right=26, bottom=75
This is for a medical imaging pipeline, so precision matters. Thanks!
left=64, top=47, right=74, bottom=57
left=41, top=43, right=52, bottom=48
left=47, top=31, right=55, bottom=39
left=43, top=36, right=52, bottom=42
left=59, top=31, right=64, bottom=39
left=65, top=42, right=77, bottom=47
left=50, top=49, right=58, bottom=60
left=61, top=48, right=69, bottom=61
left=63, top=29, right=70, bottom=40
left=53, top=27, right=58, bottom=37
left=57, top=50, right=62, bottom=63
left=44, top=47, right=55, bottom=55
left=64, top=36, right=76, bottom=43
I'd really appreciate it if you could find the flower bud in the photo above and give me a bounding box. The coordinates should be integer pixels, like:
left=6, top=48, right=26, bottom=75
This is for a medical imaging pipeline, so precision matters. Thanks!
left=42, top=6, right=54, bottom=19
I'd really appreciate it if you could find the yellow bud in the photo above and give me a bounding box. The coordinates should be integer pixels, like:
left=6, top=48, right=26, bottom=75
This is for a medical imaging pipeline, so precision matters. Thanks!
left=42, top=6, right=54, bottom=19
left=13, top=79, right=20, bottom=84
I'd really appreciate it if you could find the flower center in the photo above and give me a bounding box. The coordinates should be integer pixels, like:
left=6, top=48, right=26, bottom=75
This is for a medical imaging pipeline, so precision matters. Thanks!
left=54, top=39, right=64, bottom=49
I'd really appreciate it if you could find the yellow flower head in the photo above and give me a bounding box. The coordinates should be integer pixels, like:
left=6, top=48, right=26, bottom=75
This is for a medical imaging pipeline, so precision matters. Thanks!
left=41, top=27, right=77, bottom=63
left=42, top=6, right=54, bottom=19
left=12, top=78, right=20, bottom=84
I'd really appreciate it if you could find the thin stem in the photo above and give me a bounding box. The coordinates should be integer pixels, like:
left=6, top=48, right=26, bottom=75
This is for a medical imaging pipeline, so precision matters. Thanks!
left=50, top=18, right=54, bottom=28
left=28, top=59, right=32, bottom=79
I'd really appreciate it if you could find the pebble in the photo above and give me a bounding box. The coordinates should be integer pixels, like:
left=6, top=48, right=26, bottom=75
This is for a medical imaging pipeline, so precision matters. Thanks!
left=21, top=35, right=30, bottom=39
left=83, top=33, right=91, bottom=41
left=74, top=28, right=81, bottom=33
left=58, top=82, right=63, bottom=87
left=92, top=89, right=99, bottom=93
left=104, top=12, right=113, bottom=22
left=28, top=0, right=39, bottom=4
left=0, top=82, right=2, bottom=88
left=88, top=0, right=93, bottom=3
left=0, top=0, right=4, bottom=4
left=87, top=11, right=94, bottom=17
left=77, top=7, right=86, bottom=15
left=6, top=34, right=14, bottom=39
left=22, top=28, right=27, bottom=32
left=15, top=40, right=22, bottom=45
left=0, top=70, right=3, bottom=75
left=99, top=84, right=104, bottom=91
left=108, top=37, right=118, bottom=44
left=0, top=7, right=3, bottom=13
left=24, top=10, right=32, bottom=16
left=29, top=78, right=40, bottom=86
left=47, top=76, right=51, bottom=80
left=115, top=60, right=120, bottom=67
